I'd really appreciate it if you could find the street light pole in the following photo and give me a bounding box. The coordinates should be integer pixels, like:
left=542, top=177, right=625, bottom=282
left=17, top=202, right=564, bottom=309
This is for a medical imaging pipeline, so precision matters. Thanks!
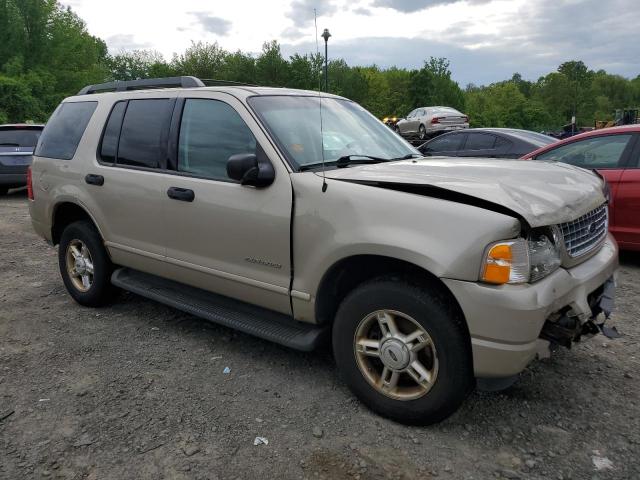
left=321, top=28, right=331, bottom=92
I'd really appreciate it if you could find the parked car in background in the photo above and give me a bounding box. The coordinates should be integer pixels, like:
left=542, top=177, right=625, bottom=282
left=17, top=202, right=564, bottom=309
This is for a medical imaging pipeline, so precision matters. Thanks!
left=395, top=106, right=468, bottom=141
left=382, top=116, right=399, bottom=129
left=419, top=128, right=557, bottom=158
left=523, top=125, right=640, bottom=251
left=0, top=124, right=44, bottom=195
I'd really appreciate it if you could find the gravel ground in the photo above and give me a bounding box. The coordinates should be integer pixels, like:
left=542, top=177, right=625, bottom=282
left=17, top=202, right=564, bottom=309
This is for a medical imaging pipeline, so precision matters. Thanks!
left=1, top=189, right=639, bottom=480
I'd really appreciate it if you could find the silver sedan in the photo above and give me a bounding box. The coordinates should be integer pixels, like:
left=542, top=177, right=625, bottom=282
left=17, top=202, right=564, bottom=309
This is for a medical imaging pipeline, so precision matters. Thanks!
left=395, top=106, right=469, bottom=141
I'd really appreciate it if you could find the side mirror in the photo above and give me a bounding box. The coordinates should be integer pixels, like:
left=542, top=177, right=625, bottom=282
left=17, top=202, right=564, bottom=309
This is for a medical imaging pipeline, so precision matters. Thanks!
left=227, top=153, right=275, bottom=187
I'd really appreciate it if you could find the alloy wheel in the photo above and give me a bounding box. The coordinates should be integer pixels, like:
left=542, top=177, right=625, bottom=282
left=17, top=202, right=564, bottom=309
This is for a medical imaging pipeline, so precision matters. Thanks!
left=353, top=309, right=439, bottom=400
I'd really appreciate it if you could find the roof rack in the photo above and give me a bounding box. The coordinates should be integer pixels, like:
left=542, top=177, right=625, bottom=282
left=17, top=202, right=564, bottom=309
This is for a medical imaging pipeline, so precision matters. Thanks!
left=77, top=76, right=205, bottom=95
left=199, top=78, right=259, bottom=87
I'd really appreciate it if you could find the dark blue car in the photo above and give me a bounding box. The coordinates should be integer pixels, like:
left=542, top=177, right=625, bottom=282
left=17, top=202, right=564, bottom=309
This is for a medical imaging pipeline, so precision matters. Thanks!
left=0, top=124, right=44, bottom=195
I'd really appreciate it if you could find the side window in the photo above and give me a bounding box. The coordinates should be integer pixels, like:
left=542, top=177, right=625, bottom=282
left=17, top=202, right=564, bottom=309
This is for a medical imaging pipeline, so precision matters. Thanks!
left=494, top=136, right=511, bottom=149
left=535, top=134, right=633, bottom=169
left=35, top=102, right=97, bottom=160
left=99, top=101, right=126, bottom=164
left=117, top=99, right=173, bottom=168
left=423, top=133, right=464, bottom=153
left=178, top=99, right=257, bottom=181
left=465, top=133, right=496, bottom=150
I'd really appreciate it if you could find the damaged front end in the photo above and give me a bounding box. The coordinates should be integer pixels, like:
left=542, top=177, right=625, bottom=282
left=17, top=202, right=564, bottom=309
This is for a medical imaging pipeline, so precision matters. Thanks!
left=538, top=276, right=620, bottom=354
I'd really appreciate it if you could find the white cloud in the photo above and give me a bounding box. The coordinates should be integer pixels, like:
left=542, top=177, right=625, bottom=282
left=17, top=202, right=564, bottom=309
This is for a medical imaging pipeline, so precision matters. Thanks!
left=65, top=0, right=639, bottom=85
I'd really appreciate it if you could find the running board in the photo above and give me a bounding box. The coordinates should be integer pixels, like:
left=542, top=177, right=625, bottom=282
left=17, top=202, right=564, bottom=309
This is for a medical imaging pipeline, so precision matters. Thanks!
left=111, top=268, right=328, bottom=351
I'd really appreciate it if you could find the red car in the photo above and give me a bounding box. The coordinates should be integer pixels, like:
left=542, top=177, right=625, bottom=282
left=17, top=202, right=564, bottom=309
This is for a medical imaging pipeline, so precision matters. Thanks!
left=522, top=125, right=640, bottom=251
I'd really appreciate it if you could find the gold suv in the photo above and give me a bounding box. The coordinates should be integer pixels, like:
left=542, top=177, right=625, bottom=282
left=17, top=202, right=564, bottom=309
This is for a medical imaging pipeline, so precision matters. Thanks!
left=28, top=77, right=618, bottom=425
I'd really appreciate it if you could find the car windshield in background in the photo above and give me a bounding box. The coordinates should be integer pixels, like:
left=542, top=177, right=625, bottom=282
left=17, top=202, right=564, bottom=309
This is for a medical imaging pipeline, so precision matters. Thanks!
left=0, top=128, right=42, bottom=148
left=248, top=96, right=418, bottom=169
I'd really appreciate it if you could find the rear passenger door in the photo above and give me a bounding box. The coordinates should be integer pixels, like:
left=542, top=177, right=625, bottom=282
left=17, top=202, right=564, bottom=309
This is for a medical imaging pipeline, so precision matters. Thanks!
left=457, top=132, right=498, bottom=157
left=160, top=92, right=293, bottom=314
left=85, top=96, right=175, bottom=268
left=419, top=132, right=465, bottom=156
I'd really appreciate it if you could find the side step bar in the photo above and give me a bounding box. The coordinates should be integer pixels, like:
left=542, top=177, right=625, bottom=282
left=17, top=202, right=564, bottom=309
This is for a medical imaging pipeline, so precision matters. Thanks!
left=111, top=268, right=328, bottom=351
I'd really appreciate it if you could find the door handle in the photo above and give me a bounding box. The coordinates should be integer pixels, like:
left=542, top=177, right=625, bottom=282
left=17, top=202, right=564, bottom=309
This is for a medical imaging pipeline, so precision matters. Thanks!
left=167, top=187, right=195, bottom=202
left=85, top=174, right=104, bottom=186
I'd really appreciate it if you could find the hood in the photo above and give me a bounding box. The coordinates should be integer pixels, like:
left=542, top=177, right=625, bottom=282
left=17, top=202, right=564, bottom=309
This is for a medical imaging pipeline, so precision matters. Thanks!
left=322, top=157, right=606, bottom=228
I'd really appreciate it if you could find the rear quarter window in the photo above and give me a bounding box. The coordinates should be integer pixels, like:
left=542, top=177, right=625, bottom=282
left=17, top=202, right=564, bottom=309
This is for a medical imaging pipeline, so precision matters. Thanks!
left=35, top=102, right=97, bottom=160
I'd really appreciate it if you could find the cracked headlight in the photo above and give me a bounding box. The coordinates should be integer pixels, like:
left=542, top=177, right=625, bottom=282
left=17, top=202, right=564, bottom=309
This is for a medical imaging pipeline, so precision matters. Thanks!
left=528, top=232, right=561, bottom=282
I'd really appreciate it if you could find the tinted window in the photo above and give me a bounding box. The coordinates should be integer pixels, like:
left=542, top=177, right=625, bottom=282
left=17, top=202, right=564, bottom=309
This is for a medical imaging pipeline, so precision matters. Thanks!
left=178, top=99, right=257, bottom=181
left=35, top=102, right=97, bottom=160
left=99, top=101, right=126, bottom=164
left=423, top=133, right=464, bottom=153
left=494, top=136, right=511, bottom=148
left=0, top=128, right=42, bottom=148
left=536, top=134, right=632, bottom=169
left=117, top=99, right=172, bottom=168
left=465, top=133, right=496, bottom=150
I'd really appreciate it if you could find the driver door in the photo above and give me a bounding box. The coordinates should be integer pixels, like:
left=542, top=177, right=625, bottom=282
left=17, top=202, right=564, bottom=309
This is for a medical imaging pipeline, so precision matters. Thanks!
left=161, top=92, right=293, bottom=314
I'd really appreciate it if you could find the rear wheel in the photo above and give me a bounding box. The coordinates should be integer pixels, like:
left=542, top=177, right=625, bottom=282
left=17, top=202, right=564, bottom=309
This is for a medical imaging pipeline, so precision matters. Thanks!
left=0, top=187, right=8, bottom=196
left=59, top=220, right=116, bottom=307
left=419, top=124, right=427, bottom=140
left=332, top=277, right=474, bottom=425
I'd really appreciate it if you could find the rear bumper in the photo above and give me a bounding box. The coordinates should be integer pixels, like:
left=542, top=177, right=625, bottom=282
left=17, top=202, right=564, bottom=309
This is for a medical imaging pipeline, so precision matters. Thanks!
left=0, top=172, right=27, bottom=187
left=443, top=234, right=618, bottom=378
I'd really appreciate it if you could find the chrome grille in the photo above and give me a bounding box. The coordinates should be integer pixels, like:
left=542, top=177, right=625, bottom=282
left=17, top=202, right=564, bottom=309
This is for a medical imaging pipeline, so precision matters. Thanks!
left=558, top=204, right=608, bottom=258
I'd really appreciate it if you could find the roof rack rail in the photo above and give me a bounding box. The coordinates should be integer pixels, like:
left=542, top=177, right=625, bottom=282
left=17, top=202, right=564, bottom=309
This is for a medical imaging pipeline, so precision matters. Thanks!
left=199, top=78, right=259, bottom=87
left=77, top=76, right=205, bottom=95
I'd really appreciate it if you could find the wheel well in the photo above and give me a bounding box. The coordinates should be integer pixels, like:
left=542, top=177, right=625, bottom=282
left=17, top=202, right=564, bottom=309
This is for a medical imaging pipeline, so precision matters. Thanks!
left=315, top=255, right=469, bottom=334
left=51, top=203, right=94, bottom=245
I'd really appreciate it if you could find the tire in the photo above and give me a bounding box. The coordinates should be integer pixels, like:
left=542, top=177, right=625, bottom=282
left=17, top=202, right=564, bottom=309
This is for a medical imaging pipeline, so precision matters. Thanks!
left=332, top=276, right=474, bottom=425
left=0, top=187, right=8, bottom=196
left=58, top=220, right=116, bottom=307
left=419, top=124, right=427, bottom=141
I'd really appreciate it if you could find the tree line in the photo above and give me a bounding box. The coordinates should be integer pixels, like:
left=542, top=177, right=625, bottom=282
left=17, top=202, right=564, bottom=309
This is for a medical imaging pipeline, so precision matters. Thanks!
left=2, top=0, right=640, bottom=132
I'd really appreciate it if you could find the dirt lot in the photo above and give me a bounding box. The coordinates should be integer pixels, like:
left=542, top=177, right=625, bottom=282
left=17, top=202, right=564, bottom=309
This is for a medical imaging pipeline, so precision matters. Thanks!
left=1, top=189, right=639, bottom=480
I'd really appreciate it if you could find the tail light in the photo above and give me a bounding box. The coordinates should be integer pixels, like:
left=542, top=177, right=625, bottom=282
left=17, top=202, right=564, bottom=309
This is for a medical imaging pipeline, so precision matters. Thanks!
left=463, top=116, right=469, bottom=123
left=27, top=166, right=34, bottom=200
left=431, top=117, right=442, bottom=124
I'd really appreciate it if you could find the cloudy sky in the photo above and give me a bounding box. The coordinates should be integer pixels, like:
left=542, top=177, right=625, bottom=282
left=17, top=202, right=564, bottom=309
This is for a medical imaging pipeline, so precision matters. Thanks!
left=63, top=0, right=639, bottom=86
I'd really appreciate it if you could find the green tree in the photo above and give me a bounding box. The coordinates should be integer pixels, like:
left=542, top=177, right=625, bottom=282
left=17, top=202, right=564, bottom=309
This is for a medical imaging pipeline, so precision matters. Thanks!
left=255, top=40, right=289, bottom=86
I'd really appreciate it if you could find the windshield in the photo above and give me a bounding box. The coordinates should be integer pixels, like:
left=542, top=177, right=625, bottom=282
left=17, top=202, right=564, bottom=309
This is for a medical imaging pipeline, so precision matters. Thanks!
left=248, top=95, right=419, bottom=169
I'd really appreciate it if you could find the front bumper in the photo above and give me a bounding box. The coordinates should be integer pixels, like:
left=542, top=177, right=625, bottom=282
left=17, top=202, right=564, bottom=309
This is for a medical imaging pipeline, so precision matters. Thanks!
left=442, top=234, right=618, bottom=378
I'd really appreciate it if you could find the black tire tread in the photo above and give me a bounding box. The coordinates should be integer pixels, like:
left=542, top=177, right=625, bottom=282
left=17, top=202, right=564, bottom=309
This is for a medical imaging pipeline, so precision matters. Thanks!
left=332, top=274, right=474, bottom=425
left=58, top=220, right=116, bottom=307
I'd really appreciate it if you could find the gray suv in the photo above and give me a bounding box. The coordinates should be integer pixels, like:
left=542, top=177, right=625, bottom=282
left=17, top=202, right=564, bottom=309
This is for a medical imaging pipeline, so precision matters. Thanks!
left=28, top=77, right=618, bottom=425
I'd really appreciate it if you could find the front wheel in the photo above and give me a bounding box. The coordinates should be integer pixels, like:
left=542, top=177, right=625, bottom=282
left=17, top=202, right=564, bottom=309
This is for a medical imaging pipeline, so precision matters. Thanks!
left=59, top=220, right=116, bottom=307
left=332, top=277, right=474, bottom=425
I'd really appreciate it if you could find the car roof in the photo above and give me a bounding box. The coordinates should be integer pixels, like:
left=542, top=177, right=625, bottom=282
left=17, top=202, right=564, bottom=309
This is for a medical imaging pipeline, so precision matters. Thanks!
left=523, top=124, right=640, bottom=159
left=64, top=85, right=348, bottom=103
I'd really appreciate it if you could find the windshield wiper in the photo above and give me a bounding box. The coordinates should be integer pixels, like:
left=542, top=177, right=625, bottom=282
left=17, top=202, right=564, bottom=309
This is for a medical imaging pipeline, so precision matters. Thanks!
left=389, top=153, right=422, bottom=160
left=299, top=155, right=390, bottom=171
left=335, top=155, right=390, bottom=167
